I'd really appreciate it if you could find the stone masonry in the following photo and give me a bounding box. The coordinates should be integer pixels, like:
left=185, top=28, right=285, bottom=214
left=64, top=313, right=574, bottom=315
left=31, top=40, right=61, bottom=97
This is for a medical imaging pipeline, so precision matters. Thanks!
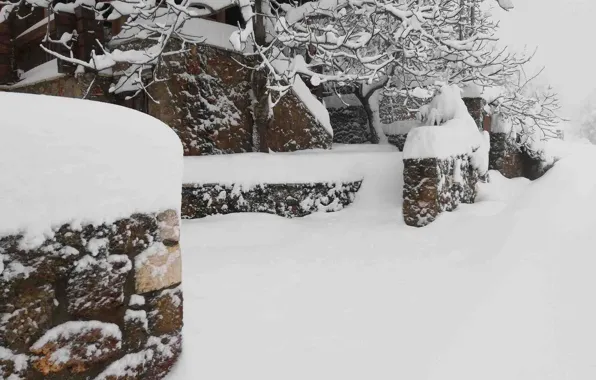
left=403, top=155, right=479, bottom=227
left=182, top=181, right=363, bottom=219
left=0, top=210, right=182, bottom=379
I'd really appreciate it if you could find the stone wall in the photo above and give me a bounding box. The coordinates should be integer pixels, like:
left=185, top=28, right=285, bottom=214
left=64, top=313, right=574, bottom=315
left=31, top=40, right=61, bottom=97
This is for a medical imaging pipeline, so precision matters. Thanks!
left=403, top=155, right=478, bottom=227
left=329, top=106, right=370, bottom=144
left=9, top=73, right=116, bottom=103
left=182, top=181, right=362, bottom=219
left=328, top=94, right=424, bottom=147
left=0, top=210, right=182, bottom=379
left=462, top=97, right=486, bottom=131
left=489, top=132, right=553, bottom=180
left=6, top=43, right=332, bottom=156
left=489, top=132, right=525, bottom=178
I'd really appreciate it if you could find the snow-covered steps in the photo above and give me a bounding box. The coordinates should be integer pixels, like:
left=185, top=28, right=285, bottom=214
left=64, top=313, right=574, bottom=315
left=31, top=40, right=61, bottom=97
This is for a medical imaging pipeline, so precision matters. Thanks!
left=182, top=144, right=400, bottom=219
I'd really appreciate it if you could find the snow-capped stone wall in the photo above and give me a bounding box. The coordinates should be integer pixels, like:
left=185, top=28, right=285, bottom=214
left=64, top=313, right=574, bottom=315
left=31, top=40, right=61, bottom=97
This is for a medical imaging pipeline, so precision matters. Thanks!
left=403, top=155, right=479, bottom=227
left=146, top=41, right=332, bottom=154
left=402, top=85, right=489, bottom=227
left=489, top=132, right=554, bottom=180
left=0, top=93, right=183, bottom=379
left=182, top=181, right=362, bottom=219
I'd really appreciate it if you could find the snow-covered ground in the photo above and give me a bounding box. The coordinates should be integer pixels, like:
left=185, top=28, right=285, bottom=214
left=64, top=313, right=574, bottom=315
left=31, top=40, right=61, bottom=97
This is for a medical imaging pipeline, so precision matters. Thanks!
left=169, top=141, right=596, bottom=380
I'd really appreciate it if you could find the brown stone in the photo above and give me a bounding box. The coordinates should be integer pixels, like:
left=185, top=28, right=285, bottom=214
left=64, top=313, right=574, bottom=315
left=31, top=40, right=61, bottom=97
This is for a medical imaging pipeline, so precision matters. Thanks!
left=147, top=287, right=183, bottom=336
left=66, top=254, right=132, bottom=320
left=148, top=44, right=254, bottom=156
left=30, top=321, right=122, bottom=375
left=0, top=283, right=54, bottom=352
left=109, top=213, right=158, bottom=257
left=266, top=89, right=332, bottom=152
left=157, top=209, right=180, bottom=245
left=0, top=346, right=29, bottom=379
left=95, top=333, right=182, bottom=380
left=403, top=156, right=478, bottom=227
left=135, top=243, right=182, bottom=294
left=123, top=309, right=149, bottom=352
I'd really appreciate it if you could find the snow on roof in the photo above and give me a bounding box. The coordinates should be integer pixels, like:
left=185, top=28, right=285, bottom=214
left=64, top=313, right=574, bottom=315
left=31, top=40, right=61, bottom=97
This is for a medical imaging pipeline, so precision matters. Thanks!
left=0, top=92, right=183, bottom=245
left=112, top=12, right=249, bottom=52
left=269, top=50, right=333, bottom=137
left=9, top=59, right=64, bottom=89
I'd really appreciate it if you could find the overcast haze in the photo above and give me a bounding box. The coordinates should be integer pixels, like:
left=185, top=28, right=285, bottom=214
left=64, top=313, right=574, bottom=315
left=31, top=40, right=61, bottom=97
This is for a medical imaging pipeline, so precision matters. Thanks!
left=494, top=0, right=596, bottom=118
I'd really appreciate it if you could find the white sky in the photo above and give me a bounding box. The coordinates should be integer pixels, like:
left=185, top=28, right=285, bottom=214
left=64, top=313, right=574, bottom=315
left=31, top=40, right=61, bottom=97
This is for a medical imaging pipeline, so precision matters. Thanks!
left=494, top=0, right=596, bottom=117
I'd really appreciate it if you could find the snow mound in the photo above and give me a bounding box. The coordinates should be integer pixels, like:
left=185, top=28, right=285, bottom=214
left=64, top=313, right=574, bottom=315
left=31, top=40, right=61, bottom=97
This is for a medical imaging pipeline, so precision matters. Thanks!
left=0, top=92, right=183, bottom=244
left=183, top=144, right=396, bottom=186
left=405, top=85, right=489, bottom=173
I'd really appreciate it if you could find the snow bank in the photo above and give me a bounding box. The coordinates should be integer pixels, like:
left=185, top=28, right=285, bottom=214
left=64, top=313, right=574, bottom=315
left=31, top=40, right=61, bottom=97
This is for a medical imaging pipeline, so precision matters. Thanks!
left=183, top=144, right=397, bottom=186
left=0, top=92, right=183, bottom=243
left=9, top=59, right=63, bottom=89
left=405, top=85, right=490, bottom=174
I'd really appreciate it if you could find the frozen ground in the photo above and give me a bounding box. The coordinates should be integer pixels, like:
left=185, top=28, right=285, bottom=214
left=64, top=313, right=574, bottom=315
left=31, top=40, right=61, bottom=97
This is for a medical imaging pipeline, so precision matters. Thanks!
left=169, top=141, right=596, bottom=380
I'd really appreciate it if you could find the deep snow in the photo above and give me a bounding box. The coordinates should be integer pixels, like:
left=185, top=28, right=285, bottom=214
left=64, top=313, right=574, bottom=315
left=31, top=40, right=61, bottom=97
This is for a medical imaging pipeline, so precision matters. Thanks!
left=0, top=92, right=183, bottom=243
left=169, top=140, right=596, bottom=380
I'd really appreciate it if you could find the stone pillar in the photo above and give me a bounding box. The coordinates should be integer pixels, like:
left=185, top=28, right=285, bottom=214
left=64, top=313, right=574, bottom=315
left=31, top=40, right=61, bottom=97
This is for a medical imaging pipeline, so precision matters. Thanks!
left=488, top=132, right=524, bottom=179
left=403, top=155, right=478, bottom=227
left=462, top=97, right=487, bottom=131
left=0, top=16, right=14, bottom=84
left=0, top=210, right=183, bottom=379
left=55, top=11, right=77, bottom=74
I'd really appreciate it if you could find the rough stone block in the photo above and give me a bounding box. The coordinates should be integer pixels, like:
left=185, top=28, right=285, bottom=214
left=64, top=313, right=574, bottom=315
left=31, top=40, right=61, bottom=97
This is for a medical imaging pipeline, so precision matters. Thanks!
left=95, top=333, right=182, bottom=380
left=0, top=346, right=29, bottom=379
left=403, top=155, right=478, bottom=227
left=0, top=283, right=54, bottom=351
left=66, top=254, right=132, bottom=319
left=147, top=287, right=183, bottom=336
left=30, top=321, right=122, bottom=375
left=123, top=309, right=149, bottom=352
left=135, top=243, right=182, bottom=294
left=157, top=209, right=180, bottom=245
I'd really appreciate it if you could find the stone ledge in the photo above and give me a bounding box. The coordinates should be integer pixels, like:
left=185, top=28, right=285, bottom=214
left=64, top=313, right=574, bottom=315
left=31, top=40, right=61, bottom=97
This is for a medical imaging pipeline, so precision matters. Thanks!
left=182, top=181, right=363, bottom=219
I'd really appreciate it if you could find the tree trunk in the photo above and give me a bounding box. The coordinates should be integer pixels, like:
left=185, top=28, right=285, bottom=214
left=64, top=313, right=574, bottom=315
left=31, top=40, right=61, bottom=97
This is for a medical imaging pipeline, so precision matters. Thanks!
left=356, top=86, right=388, bottom=145
left=252, top=0, right=270, bottom=152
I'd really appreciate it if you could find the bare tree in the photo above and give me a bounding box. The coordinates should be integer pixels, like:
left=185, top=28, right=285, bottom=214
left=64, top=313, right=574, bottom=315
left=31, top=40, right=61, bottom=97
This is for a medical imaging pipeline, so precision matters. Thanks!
left=0, top=0, right=222, bottom=98
left=231, top=0, right=529, bottom=144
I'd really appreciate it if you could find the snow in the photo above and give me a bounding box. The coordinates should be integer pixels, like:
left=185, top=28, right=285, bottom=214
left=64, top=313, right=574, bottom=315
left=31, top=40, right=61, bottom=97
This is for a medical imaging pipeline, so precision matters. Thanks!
left=113, top=16, right=251, bottom=53
left=129, top=295, right=146, bottom=306
left=404, top=85, right=489, bottom=173
left=8, top=59, right=64, bottom=89
left=124, top=309, right=148, bottom=331
left=382, top=119, right=422, bottom=135
left=16, top=14, right=54, bottom=40
left=183, top=144, right=397, bottom=186
left=31, top=321, right=121, bottom=350
left=0, top=347, right=28, bottom=372
left=0, top=92, right=183, bottom=245
left=168, top=140, right=596, bottom=380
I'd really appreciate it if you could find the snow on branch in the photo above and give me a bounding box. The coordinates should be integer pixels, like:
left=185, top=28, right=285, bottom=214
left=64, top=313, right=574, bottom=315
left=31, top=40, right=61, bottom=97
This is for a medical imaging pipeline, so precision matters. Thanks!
left=229, top=0, right=531, bottom=144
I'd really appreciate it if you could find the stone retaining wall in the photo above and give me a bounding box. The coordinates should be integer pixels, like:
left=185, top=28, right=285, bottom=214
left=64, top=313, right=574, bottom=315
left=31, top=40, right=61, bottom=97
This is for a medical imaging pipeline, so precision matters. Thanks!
left=403, top=155, right=478, bottom=227
left=182, top=181, right=362, bottom=219
left=489, top=132, right=553, bottom=180
left=0, top=210, right=182, bottom=379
